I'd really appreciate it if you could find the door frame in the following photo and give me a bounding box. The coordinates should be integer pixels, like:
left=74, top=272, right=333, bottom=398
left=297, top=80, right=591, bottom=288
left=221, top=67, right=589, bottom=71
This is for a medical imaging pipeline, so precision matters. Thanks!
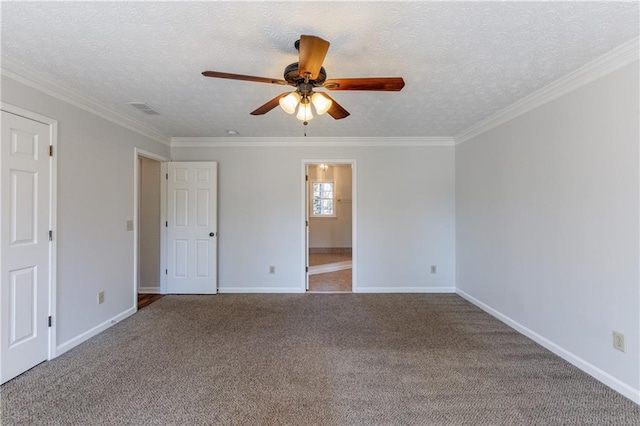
left=301, top=159, right=357, bottom=292
left=133, top=148, right=169, bottom=307
left=1, top=102, right=58, bottom=359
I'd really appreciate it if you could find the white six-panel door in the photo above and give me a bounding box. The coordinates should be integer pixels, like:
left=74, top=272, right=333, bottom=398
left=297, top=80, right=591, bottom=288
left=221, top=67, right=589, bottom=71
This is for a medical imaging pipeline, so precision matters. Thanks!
left=1, top=111, right=51, bottom=383
left=166, top=162, right=217, bottom=294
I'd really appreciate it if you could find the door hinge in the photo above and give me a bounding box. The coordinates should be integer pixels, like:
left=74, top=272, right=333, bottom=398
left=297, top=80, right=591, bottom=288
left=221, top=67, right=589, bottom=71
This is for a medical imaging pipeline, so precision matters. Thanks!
left=305, top=175, right=308, bottom=181
left=305, top=266, right=309, bottom=273
left=165, top=269, right=168, bottom=275
left=49, top=145, right=53, bottom=157
left=48, top=316, right=52, bottom=327
left=166, top=173, right=168, bottom=180
left=306, top=221, right=308, bottom=227
left=48, top=230, right=53, bottom=241
left=165, top=221, right=168, bottom=227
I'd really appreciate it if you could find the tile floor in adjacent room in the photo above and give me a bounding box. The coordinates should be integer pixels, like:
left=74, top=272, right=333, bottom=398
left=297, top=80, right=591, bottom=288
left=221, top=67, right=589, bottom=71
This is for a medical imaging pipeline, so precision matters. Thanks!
left=308, top=252, right=352, bottom=292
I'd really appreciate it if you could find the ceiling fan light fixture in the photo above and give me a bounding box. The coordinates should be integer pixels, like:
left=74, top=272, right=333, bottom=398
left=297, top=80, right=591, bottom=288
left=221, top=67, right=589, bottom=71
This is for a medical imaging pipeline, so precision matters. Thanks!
left=202, top=35, right=404, bottom=123
left=279, top=92, right=301, bottom=114
left=296, top=99, right=313, bottom=122
left=311, top=92, right=332, bottom=115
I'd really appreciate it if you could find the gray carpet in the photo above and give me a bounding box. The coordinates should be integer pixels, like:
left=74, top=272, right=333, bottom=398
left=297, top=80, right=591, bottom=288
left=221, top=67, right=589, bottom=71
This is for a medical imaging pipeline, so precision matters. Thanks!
left=2, top=294, right=639, bottom=425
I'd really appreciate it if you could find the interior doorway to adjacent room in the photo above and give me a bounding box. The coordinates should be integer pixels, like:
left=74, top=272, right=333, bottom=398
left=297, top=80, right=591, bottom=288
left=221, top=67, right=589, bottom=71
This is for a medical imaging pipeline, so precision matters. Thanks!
left=134, top=149, right=167, bottom=307
left=304, top=161, right=355, bottom=292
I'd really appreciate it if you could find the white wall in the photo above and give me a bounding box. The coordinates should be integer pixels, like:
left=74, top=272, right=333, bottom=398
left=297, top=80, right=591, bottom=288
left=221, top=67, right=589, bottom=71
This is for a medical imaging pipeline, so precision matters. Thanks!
left=171, top=144, right=456, bottom=292
left=456, top=62, right=640, bottom=400
left=1, top=75, right=170, bottom=351
left=308, top=164, right=352, bottom=249
left=138, top=157, right=161, bottom=291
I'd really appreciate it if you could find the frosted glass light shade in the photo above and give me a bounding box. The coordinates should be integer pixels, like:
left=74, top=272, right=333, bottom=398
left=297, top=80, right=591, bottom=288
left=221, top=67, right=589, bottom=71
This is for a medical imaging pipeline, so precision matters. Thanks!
left=296, top=102, right=313, bottom=121
left=311, top=92, right=332, bottom=115
left=279, top=92, right=301, bottom=114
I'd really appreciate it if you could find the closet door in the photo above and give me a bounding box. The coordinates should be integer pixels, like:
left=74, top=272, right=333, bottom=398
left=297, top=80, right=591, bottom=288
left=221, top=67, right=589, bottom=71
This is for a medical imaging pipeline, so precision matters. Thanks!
left=1, top=111, right=51, bottom=383
left=166, top=162, right=217, bottom=294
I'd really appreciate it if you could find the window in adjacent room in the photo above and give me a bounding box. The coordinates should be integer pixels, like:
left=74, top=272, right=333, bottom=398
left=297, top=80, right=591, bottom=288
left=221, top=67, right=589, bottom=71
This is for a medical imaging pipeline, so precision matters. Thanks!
left=311, top=181, right=335, bottom=217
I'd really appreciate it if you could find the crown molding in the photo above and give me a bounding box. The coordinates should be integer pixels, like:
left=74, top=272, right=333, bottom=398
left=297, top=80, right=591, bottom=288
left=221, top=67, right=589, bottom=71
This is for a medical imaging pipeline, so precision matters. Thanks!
left=454, top=36, right=640, bottom=145
left=1, top=58, right=171, bottom=146
left=170, top=136, right=455, bottom=148
left=6, top=35, right=635, bottom=149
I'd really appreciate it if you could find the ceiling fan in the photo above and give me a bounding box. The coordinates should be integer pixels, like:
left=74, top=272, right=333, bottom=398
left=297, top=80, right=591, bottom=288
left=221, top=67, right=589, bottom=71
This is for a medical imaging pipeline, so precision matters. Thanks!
left=202, top=35, right=405, bottom=126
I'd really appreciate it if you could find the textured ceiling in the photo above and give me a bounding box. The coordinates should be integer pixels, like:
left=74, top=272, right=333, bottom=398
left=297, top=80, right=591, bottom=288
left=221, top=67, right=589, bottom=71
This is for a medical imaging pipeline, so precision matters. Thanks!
left=1, top=1, right=638, bottom=139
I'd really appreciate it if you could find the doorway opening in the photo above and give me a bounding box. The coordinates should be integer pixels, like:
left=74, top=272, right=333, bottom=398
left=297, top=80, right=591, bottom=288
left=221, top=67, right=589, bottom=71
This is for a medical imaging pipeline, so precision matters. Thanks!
left=133, top=149, right=168, bottom=309
left=303, top=160, right=356, bottom=293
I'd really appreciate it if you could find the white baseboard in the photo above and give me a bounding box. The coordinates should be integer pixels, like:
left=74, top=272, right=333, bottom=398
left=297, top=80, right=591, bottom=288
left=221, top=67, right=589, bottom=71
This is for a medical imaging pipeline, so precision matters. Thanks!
left=355, top=286, right=456, bottom=293
left=308, top=261, right=352, bottom=275
left=456, top=289, right=640, bottom=405
left=55, top=307, right=136, bottom=357
left=138, top=286, right=161, bottom=294
left=217, top=287, right=305, bottom=294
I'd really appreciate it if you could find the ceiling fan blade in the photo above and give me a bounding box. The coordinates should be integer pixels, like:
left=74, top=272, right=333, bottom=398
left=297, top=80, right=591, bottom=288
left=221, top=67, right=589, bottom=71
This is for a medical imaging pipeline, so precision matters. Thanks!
left=202, top=71, right=288, bottom=86
left=320, top=93, right=350, bottom=120
left=250, top=92, right=290, bottom=116
left=298, top=35, right=330, bottom=80
left=324, top=77, right=405, bottom=91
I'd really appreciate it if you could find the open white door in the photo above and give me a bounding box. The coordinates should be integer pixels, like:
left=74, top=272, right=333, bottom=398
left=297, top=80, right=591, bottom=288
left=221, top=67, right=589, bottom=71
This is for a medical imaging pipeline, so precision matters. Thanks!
left=166, top=162, right=217, bottom=294
left=1, top=111, right=51, bottom=383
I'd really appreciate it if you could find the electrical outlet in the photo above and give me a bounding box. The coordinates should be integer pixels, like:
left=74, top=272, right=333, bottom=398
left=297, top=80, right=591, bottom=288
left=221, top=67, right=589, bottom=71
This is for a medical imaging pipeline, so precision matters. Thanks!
left=430, top=265, right=437, bottom=274
left=613, top=331, right=625, bottom=352
left=98, top=291, right=105, bottom=305
left=269, top=265, right=276, bottom=274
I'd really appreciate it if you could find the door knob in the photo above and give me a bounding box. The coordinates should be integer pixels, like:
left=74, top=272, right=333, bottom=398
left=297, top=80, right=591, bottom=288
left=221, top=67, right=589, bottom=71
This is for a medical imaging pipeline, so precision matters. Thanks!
left=209, top=232, right=215, bottom=237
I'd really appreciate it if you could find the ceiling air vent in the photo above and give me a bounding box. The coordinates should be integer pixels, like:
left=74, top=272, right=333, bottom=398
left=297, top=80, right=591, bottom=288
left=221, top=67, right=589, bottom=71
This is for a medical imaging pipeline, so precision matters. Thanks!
left=126, top=102, right=160, bottom=115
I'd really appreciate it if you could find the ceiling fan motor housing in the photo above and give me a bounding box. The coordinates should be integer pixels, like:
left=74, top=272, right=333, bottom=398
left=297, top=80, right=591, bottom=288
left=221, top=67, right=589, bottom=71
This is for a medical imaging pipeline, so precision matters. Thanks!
left=284, top=62, right=327, bottom=86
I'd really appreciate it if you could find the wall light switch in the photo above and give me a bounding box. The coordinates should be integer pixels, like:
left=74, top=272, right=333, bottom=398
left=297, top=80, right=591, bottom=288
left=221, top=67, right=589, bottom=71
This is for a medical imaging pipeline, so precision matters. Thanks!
left=126, top=220, right=134, bottom=231
left=98, top=291, right=105, bottom=305
left=430, top=265, right=437, bottom=274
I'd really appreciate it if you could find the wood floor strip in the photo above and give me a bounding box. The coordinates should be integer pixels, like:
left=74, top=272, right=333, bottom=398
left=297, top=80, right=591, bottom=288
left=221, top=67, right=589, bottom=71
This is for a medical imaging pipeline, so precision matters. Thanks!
left=138, top=294, right=164, bottom=310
